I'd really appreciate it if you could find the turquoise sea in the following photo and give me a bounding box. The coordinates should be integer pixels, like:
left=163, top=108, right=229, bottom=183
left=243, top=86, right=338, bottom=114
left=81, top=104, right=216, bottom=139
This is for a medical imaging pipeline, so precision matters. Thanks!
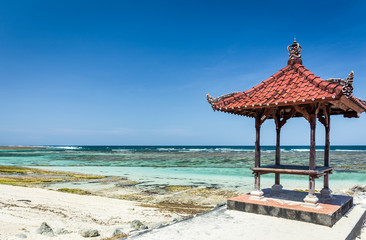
left=1, top=145, right=365, bottom=192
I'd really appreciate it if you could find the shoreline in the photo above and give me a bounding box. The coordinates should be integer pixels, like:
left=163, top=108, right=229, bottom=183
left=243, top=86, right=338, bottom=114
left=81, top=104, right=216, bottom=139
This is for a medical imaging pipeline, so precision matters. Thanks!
left=0, top=165, right=364, bottom=239
left=0, top=146, right=50, bottom=150
left=0, top=166, right=237, bottom=239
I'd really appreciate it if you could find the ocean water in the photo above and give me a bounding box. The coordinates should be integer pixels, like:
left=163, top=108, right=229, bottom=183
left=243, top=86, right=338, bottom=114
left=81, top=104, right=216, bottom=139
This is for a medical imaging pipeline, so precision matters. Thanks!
left=0, top=146, right=365, bottom=192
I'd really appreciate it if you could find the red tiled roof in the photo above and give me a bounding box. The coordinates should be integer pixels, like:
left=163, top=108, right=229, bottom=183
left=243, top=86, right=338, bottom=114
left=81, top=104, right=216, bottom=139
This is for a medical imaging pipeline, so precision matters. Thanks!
left=207, top=63, right=366, bottom=116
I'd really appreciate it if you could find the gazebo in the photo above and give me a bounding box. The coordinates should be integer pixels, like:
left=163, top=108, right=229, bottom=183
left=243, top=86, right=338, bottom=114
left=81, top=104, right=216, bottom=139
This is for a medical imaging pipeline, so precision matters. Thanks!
left=207, top=39, right=366, bottom=205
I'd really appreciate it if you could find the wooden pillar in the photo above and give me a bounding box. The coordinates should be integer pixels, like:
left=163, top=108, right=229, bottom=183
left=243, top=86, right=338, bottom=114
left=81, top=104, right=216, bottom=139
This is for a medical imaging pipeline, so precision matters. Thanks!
left=309, top=113, right=316, bottom=170
left=321, top=105, right=332, bottom=199
left=303, top=174, right=318, bottom=205
left=255, top=115, right=261, bottom=168
left=304, top=108, right=319, bottom=205
left=275, top=128, right=281, bottom=165
left=324, top=107, right=330, bottom=167
left=309, top=175, right=316, bottom=195
left=321, top=173, right=332, bottom=199
left=271, top=110, right=283, bottom=192
left=251, top=111, right=264, bottom=199
left=254, top=172, right=261, bottom=190
left=275, top=128, right=280, bottom=185
left=254, top=114, right=261, bottom=189
left=323, top=174, right=329, bottom=189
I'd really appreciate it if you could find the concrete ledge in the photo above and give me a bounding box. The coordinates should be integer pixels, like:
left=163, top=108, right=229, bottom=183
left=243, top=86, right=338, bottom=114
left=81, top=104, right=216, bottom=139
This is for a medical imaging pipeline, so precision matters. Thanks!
left=345, top=207, right=366, bottom=240
left=127, top=205, right=366, bottom=240
left=227, top=189, right=353, bottom=226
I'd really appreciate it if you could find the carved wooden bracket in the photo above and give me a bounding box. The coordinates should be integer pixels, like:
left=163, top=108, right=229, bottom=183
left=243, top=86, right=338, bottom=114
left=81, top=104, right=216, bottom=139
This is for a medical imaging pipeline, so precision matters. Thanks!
left=293, top=104, right=319, bottom=126
left=317, top=104, right=330, bottom=128
left=273, top=108, right=296, bottom=130
left=255, top=108, right=274, bottom=128
left=294, top=105, right=311, bottom=123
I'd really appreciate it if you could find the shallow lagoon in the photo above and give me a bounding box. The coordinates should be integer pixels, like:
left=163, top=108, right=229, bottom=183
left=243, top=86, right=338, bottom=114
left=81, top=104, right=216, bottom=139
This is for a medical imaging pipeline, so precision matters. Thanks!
left=1, top=145, right=365, bottom=193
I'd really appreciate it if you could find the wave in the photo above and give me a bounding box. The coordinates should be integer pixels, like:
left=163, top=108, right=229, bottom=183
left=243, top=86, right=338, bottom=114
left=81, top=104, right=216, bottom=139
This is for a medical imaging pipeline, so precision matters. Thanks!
left=51, top=146, right=82, bottom=150
left=157, top=148, right=180, bottom=151
left=112, top=149, right=131, bottom=153
left=152, top=147, right=356, bottom=153
left=279, top=149, right=327, bottom=152
left=179, top=148, right=212, bottom=152
left=214, top=148, right=254, bottom=152
left=178, top=148, right=255, bottom=153
left=334, top=149, right=366, bottom=152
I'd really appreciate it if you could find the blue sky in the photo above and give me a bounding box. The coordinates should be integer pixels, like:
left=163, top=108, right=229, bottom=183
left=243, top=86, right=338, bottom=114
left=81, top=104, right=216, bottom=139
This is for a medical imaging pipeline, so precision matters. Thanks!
left=0, top=0, right=366, bottom=145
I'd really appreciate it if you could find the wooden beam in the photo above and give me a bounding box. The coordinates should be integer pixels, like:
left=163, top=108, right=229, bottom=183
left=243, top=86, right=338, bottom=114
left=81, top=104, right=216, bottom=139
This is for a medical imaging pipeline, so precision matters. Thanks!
left=250, top=167, right=332, bottom=175
left=344, top=111, right=359, bottom=118
left=340, top=96, right=364, bottom=114
left=329, top=100, right=349, bottom=112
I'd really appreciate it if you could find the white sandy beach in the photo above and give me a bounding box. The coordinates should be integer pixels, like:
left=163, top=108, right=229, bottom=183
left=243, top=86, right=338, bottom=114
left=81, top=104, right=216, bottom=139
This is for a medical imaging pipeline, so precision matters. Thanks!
left=0, top=183, right=365, bottom=240
left=0, top=184, right=180, bottom=240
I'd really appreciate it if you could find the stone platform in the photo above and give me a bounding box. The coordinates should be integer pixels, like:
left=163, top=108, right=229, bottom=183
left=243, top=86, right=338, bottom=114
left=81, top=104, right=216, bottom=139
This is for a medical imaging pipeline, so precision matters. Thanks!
left=227, top=189, right=353, bottom=227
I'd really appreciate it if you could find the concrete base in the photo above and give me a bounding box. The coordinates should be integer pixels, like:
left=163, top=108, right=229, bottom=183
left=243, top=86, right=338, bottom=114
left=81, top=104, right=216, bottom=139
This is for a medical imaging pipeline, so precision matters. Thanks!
left=320, top=187, right=333, bottom=200
left=303, top=194, right=319, bottom=207
left=249, top=189, right=264, bottom=200
left=227, top=188, right=353, bottom=227
left=271, top=184, right=283, bottom=192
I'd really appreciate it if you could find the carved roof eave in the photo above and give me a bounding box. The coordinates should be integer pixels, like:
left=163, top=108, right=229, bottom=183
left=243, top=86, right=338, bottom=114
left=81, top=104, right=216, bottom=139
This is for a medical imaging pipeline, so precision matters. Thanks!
left=207, top=69, right=366, bottom=119
left=210, top=99, right=363, bottom=119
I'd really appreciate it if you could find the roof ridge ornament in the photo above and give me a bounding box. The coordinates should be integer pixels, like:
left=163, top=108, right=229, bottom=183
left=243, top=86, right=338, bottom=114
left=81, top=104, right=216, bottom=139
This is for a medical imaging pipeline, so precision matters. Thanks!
left=287, top=38, right=303, bottom=65
left=326, top=71, right=354, bottom=98
left=342, top=71, right=354, bottom=98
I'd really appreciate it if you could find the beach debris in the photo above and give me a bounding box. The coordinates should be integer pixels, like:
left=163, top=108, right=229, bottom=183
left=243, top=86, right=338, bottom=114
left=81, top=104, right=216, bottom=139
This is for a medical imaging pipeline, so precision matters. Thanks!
left=350, top=185, right=366, bottom=193
left=112, top=228, right=126, bottom=237
left=79, top=229, right=100, bottom=238
left=17, top=199, right=31, bottom=203
left=139, top=225, right=148, bottom=230
left=15, top=233, right=27, bottom=238
left=55, top=228, right=70, bottom=235
left=215, top=202, right=226, bottom=208
left=173, top=217, right=183, bottom=222
left=115, top=180, right=139, bottom=187
left=348, top=185, right=366, bottom=206
left=36, top=222, right=54, bottom=237
left=130, top=220, right=144, bottom=230
left=151, top=222, right=165, bottom=229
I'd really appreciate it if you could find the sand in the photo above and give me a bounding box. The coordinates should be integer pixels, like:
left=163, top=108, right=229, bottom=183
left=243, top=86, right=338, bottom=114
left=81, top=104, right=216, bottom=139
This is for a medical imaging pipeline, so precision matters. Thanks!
left=0, top=184, right=180, bottom=240
left=0, top=183, right=365, bottom=240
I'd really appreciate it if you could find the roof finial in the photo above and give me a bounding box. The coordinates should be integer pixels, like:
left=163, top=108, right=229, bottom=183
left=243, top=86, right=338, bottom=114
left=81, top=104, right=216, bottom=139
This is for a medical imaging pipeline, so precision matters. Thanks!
left=342, top=71, right=354, bottom=98
left=287, top=38, right=302, bottom=65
